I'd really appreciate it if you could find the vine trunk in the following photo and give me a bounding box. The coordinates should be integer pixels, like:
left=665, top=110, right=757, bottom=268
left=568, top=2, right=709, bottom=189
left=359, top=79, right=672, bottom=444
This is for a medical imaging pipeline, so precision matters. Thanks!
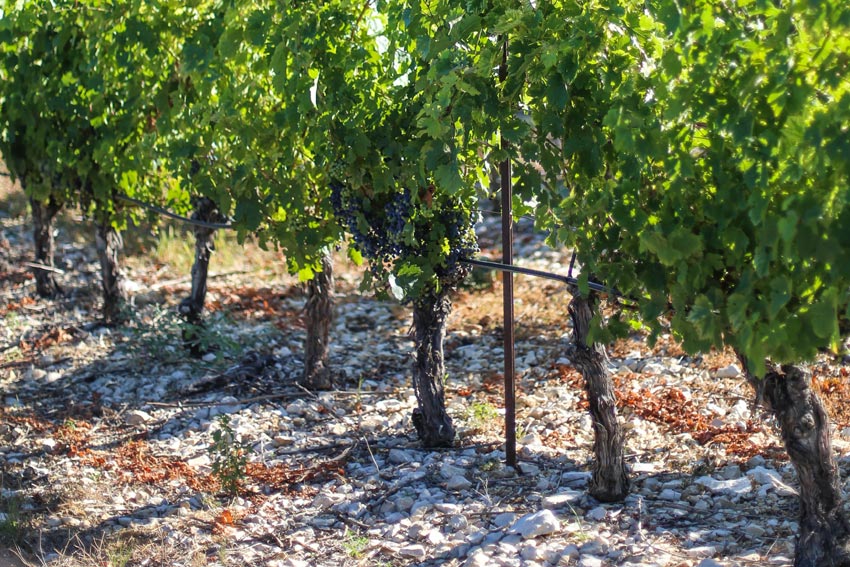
left=301, top=252, right=334, bottom=390
left=95, top=221, right=127, bottom=324
left=741, top=360, right=850, bottom=567
left=568, top=292, right=630, bottom=502
left=30, top=196, right=62, bottom=297
left=411, top=289, right=455, bottom=447
left=179, top=198, right=220, bottom=354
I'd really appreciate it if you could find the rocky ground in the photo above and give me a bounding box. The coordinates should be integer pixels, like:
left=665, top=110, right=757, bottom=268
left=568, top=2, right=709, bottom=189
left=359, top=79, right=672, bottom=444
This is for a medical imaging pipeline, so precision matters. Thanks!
left=3, top=179, right=850, bottom=567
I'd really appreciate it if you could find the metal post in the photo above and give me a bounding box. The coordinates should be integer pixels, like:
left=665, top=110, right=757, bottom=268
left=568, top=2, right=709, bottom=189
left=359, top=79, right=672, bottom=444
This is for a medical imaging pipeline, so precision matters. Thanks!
left=499, top=36, right=517, bottom=470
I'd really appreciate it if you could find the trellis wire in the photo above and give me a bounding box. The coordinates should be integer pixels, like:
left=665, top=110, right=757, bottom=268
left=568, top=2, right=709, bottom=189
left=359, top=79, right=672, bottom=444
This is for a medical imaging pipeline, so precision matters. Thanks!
left=115, top=193, right=234, bottom=230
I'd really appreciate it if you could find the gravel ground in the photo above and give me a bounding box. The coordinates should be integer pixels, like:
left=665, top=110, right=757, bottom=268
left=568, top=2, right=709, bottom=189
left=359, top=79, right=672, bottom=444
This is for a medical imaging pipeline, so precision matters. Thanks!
left=3, top=189, right=850, bottom=567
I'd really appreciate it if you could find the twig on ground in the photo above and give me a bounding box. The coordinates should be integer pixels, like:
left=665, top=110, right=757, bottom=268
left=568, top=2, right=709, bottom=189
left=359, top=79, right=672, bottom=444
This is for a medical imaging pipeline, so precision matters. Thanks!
left=23, top=261, right=65, bottom=275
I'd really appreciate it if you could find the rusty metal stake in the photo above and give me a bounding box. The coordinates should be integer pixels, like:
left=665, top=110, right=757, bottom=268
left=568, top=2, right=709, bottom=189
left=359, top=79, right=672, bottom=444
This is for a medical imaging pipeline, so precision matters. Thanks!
left=499, top=36, right=517, bottom=470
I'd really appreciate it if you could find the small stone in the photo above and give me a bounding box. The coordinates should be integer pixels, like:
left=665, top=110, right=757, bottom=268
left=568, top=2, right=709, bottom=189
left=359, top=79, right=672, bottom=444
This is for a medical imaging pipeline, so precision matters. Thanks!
left=560, top=544, right=580, bottom=560
left=586, top=507, right=607, bottom=522
left=398, top=544, right=426, bottom=558
left=697, top=560, right=726, bottom=567
left=542, top=490, right=582, bottom=510
left=311, top=493, right=337, bottom=509
left=46, top=517, right=62, bottom=527
left=686, top=546, right=717, bottom=558
left=561, top=471, right=591, bottom=488
left=493, top=512, right=517, bottom=528
left=447, top=474, right=472, bottom=491
left=715, top=364, right=741, bottom=378
left=273, top=435, right=294, bottom=447
left=744, top=524, right=766, bottom=538
left=125, top=409, right=152, bottom=426
left=577, top=555, right=603, bottom=567
left=440, top=462, right=467, bottom=479
left=186, top=454, right=211, bottom=469
left=510, top=510, right=560, bottom=539
left=394, top=496, right=414, bottom=512
left=448, top=514, right=468, bottom=530
left=694, top=475, right=752, bottom=495
left=388, top=448, right=412, bottom=464
left=720, top=465, right=743, bottom=480
left=659, top=488, right=680, bottom=501
left=426, top=529, right=444, bottom=545
left=465, top=550, right=491, bottom=567
left=747, top=466, right=796, bottom=496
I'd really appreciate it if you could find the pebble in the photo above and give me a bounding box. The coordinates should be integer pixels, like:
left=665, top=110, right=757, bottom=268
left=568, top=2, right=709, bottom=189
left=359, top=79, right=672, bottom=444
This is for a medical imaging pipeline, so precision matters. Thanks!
left=658, top=488, right=680, bottom=501
left=715, top=364, right=741, bottom=378
left=541, top=490, right=582, bottom=509
left=494, top=512, right=517, bottom=529
left=398, top=544, right=426, bottom=558
left=125, top=409, right=153, bottom=426
left=577, top=555, right=604, bottom=567
left=447, top=474, right=472, bottom=491
left=687, top=546, right=717, bottom=558
left=510, top=510, right=560, bottom=539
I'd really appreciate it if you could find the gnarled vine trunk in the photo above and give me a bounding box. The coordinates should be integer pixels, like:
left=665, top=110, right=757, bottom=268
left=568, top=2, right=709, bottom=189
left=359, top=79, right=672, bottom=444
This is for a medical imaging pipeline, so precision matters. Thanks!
left=411, top=289, right=455, bottom=447
left=740, top=360, right=850, bottom=567
left=178, top=198, right=221, bottom=354
left=568, top=292, right=629, bottom=502
left=301, top=251, right=334, bottom=390
left=95, top=221, right=127, bottom=324
left=30, top=196, right=63, bottom=297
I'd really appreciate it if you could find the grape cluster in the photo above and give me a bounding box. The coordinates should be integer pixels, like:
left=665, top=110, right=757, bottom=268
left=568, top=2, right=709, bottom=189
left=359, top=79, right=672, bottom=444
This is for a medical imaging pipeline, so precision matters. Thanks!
left=331, top=180, right=411, bottom=263
left=438, top=207, right=479, bottom=283
left=330, top=173, right=478, bottom=290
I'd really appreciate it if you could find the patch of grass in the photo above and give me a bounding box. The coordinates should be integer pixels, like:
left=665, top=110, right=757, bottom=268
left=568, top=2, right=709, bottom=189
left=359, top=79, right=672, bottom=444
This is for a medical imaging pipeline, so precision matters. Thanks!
left=133, top=222, right=287, bottom=280
left=0, top=162, right=27, bottom=219
left=105, top=541, right=134, bottom=567
left=342, top=529, right=369, bottom=559
left=122, top=305, right=239, bottom=365
left=152, top=225, right=197, bottom=275
left=40, top=531, right=183, bottom=567
left=463, top=400, right=500, bottom=433
left=0, top=493, right=25, bottom=546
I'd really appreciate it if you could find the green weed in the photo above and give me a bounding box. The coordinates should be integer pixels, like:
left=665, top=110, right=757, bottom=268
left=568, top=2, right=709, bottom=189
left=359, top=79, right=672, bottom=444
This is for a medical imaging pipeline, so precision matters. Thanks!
left=342, top=529, right=369, bottom=559
left=209, top=415, right=251, bottom=496
left=464, top=400, right=499, bottom=433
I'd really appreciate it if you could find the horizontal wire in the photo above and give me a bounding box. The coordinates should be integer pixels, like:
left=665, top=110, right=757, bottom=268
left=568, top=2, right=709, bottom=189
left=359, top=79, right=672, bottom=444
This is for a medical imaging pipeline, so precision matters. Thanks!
left=115, top=193, right=234, bottom=230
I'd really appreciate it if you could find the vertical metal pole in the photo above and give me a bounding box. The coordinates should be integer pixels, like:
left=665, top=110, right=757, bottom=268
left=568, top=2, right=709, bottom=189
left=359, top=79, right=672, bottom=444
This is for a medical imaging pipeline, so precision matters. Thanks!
left=499, top=36, right=517, bottom=469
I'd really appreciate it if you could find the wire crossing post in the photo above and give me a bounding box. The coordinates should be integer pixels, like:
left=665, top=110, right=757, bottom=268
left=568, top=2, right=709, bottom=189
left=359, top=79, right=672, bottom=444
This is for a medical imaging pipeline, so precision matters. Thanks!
left=499, top=36, right=517, bottom=470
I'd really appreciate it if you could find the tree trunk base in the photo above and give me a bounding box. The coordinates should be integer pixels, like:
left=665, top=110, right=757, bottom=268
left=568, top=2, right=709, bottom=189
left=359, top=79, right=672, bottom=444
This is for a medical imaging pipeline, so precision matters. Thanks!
left=95, top=222, right=127, bottom=325
left=568, top=293, right=629, bottom=502
left=742, top=361, right=850, bottom=567
left=300, top=252, right=334, bottom=390
left=411, top=291, right=455, bottom=448
left=179, top=198, right=221, bottom=356
left=30, top=197, right=62, bottom=298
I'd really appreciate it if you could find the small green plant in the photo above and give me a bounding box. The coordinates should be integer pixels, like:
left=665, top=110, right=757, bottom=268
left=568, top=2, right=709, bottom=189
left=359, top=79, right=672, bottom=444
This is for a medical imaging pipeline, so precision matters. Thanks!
left=209, top=415, right=251, bottom=496
left=106, top=541, right=134, bottom=567
left=0, top=493, right=24, bottom=545
left=342, top=528, right=369, bottom=559
left=564, top=501, right=592, bottom=542
left=124, top=306, right=238, bottom=365
left=464, top=400, right=499, bottom=432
